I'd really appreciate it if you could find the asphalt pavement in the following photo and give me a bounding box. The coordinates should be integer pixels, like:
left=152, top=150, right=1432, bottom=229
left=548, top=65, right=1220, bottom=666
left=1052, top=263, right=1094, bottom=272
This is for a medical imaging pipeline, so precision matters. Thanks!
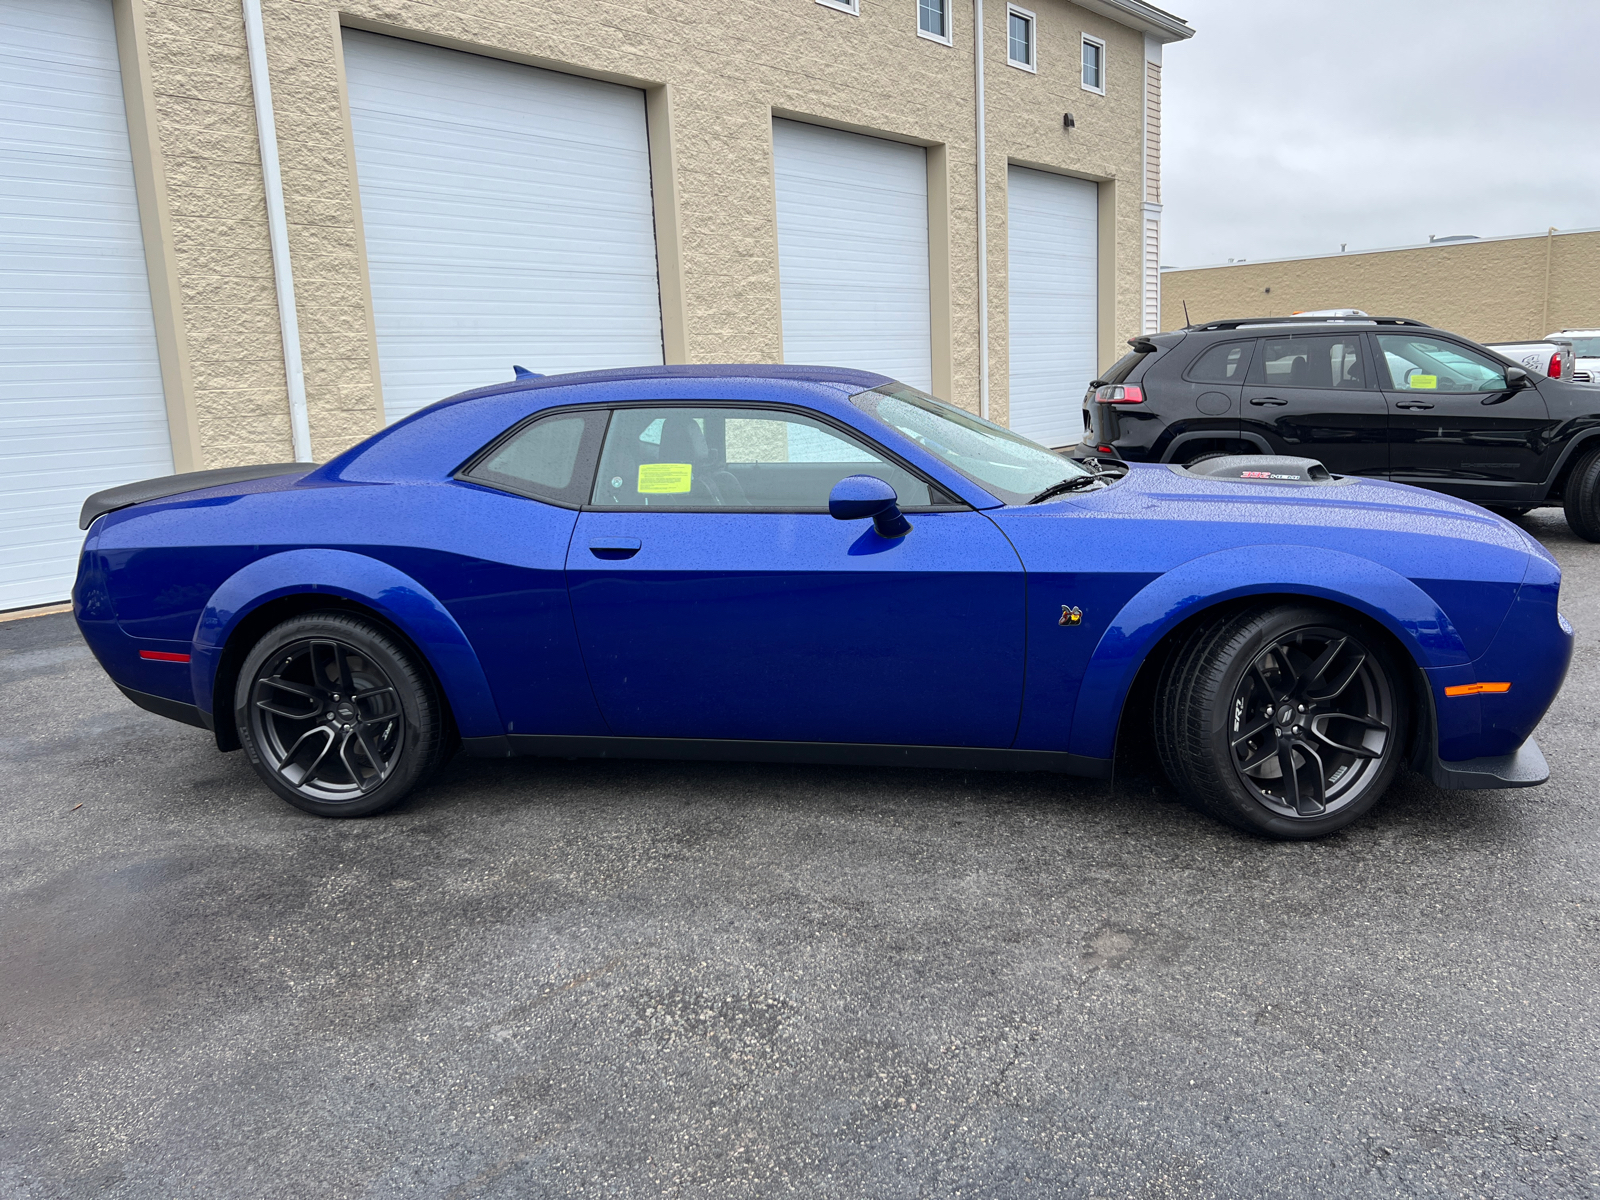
left=2, top=510, right=1596, bottom=1199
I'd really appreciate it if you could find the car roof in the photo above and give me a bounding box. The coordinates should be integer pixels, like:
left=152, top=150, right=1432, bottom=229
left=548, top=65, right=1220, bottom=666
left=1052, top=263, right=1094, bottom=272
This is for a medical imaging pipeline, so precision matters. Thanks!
left=441, top=362, right=896, bottom=404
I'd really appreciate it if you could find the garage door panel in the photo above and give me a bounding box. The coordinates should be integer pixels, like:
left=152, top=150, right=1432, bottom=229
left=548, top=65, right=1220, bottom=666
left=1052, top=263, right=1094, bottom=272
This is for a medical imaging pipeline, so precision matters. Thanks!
left=773, top=119, right=932, bottom=392
left=343, top=30, right=663, bottom=422
left=0, top=0, right=173, bottom=610
left=1007, top=166, right=1097, bottom=449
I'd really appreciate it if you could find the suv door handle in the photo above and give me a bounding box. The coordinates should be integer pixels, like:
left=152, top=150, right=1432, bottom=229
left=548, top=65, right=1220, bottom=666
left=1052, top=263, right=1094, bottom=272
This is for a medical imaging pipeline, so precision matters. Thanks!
left=1249, top=397, right=1288, bottom=406
left=589, top=537, right=642, bottom=559
left=1395, top=400, right=1435, bottom=410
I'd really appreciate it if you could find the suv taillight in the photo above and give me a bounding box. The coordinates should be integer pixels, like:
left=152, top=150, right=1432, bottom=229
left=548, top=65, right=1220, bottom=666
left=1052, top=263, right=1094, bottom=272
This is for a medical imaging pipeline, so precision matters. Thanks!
left=1548, top=352, right=1562, bottom=378
left=1095, top=384, right=1144, bottom=404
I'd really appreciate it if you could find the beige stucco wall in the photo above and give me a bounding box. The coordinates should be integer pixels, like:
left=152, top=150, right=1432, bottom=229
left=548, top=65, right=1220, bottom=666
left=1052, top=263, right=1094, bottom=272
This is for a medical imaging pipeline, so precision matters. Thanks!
left=1160, top=229, right=1600, bottom=344
left=129, top=0, right=1160, bottom=467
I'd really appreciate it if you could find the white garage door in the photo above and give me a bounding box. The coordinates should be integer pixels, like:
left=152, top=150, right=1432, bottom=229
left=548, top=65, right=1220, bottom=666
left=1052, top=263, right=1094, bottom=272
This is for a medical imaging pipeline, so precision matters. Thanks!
left=342, top=31, right=664, bottom=423
left=0, top=0, right=172, bottom=610
left=1007, top=166, right=1098, bottom=448
left=772, top=120, right=932, bottom=391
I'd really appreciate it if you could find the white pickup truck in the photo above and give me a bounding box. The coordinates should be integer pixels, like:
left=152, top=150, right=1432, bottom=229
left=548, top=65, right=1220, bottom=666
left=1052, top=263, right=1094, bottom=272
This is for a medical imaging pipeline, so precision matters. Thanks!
left=1546, top=330, right=1599, bottom=383
left=1483, top=339, right=1572, bottom=380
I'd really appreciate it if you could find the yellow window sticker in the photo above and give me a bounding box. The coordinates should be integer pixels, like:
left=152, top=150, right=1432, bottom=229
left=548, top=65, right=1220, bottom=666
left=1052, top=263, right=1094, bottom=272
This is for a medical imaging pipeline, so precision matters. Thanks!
left=1409, top=374, right=1437, bottom=389
left=638, top=462, right=692, bottom=493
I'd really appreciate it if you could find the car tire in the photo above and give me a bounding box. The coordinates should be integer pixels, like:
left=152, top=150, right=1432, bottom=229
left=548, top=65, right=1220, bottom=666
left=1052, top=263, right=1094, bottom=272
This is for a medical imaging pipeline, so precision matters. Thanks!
left=234, top=612, right=448, bottom=817
left=1156, top=604, right=1406, bottom=839
left=1562, top=447, right=1600, bottom=542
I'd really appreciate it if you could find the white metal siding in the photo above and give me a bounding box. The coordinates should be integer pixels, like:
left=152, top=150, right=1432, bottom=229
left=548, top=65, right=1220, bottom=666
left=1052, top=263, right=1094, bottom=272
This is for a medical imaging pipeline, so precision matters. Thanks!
left=342, top=31, right=664, bottom=423
left=1007, top=166, right=1097, bottom=448
left=0, top=0, right=172, bottom=610
left=772, top=119, right=932, bottom=391
left=1143, top=212, right=1161, bottom=334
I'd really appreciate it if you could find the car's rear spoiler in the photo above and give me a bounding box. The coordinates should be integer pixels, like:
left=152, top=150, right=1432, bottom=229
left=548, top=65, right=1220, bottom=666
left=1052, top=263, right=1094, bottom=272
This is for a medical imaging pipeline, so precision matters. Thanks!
left=79, top=463, right=315, bottom=530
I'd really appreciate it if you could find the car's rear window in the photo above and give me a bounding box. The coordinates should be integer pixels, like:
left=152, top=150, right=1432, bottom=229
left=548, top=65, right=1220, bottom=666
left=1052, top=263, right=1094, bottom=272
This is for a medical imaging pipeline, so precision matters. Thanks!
left=1100, top=349, right=1149, bottom=386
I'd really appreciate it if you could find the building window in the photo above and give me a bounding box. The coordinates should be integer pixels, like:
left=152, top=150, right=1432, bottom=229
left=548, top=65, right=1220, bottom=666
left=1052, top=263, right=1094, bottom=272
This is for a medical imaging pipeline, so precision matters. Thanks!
left=918, top=0, right=951, bottom=44
left=1081, top=34, right=1106, bottom=93
left=1007, top=6, right=1037, bottom=72
left=816, top=0, right=859, bottom=13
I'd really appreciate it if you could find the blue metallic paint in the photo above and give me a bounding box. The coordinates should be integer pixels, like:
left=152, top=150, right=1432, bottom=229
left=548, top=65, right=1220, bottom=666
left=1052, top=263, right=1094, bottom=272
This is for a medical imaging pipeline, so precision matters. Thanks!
left=566, top=509, right=1025, bottom=745
left=71, top=366, right=1572, bottom=784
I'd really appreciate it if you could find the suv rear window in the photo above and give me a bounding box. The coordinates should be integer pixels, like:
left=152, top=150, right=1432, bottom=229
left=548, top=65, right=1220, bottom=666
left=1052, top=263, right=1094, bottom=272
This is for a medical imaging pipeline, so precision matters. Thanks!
left=1185, top=340, right=1254, bottom=383
left=1100, top=349, right=1149, bottom=386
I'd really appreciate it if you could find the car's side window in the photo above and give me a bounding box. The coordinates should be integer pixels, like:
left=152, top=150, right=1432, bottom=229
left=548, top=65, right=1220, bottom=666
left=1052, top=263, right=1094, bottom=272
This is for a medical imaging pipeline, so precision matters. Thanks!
left=589, top=406, right=942, bottom=509
left=1185, top=340, right=1255, bottom=384
left=459, top=409, right=607, bottom=506
left=1249, top=335, right=1367, bottom=390
left=1375, top=334, right=1508, bottom=394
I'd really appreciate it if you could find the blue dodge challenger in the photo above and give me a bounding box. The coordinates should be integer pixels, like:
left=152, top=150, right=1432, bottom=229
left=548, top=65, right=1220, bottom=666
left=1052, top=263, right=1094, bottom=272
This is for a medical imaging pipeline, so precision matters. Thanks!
left=74, top=365, right=1572, bottom=838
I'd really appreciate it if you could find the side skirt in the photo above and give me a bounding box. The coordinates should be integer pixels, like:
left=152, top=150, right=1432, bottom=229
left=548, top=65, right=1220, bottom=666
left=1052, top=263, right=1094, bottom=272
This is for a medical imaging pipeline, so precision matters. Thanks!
left=461, top=733, right=1113, bottom=779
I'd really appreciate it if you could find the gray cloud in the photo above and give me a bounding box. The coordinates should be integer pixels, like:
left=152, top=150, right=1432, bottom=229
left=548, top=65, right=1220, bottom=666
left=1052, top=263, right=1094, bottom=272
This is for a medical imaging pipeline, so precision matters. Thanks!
left=1161, top=0, right=1600, bottom=267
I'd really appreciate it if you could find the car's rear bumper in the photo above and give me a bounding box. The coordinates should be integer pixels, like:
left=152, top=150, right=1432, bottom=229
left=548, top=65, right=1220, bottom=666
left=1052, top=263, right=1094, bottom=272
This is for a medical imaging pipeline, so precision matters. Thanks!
left=1429, top=736, right=1548, bottom=790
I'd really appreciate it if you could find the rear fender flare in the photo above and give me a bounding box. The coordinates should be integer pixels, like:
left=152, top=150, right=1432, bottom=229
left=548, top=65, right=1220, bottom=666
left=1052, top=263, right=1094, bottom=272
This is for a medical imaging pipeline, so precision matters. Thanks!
left=1067, top=545, right=1472, bottom=760
left=191, top=549, right=503, bottom=737
left=1158, top=430, right=1272, bottom=463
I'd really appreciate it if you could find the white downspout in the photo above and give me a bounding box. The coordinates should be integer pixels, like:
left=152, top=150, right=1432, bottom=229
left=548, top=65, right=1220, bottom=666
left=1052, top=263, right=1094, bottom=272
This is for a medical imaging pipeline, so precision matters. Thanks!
left=241, top=0, right=312, bottom=462
left=973, top=0, right=990, bottom=421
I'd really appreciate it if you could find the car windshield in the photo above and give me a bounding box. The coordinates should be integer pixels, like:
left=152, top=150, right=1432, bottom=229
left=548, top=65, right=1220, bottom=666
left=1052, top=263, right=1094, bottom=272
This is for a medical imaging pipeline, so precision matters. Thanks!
left=1568, top=338, right=1600, bottom=356
left=851, top=383, right=1092, bottom=504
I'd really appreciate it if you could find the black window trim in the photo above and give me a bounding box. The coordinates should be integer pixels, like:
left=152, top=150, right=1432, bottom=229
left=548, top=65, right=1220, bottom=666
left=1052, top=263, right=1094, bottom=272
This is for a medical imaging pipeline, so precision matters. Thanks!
left=454, top=400, right=969, bottom=514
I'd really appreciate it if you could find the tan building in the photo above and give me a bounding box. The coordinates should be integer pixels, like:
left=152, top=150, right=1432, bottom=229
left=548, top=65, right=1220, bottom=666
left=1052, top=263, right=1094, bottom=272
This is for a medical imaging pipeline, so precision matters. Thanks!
left=1, top=0, right=1191, bottom=610
left=1160, top=227, right=1600, bottom=344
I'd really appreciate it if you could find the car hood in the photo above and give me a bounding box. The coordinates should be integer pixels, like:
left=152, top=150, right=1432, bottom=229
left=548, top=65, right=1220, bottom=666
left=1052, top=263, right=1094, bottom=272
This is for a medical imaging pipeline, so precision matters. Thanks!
left=991, top=462, right=1548, bottom=582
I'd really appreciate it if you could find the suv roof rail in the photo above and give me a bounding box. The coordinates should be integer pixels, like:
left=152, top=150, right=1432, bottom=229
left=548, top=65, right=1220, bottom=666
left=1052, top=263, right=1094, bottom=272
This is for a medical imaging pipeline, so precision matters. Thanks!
left=1184, top=316, right=1431, bottom=331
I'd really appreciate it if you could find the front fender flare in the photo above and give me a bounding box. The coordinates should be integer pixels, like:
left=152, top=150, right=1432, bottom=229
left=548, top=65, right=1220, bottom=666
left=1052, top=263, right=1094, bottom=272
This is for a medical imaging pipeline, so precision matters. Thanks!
left=1066, top=545, right=1473, bottom=760
left=191, top=549, right=503, bottom=737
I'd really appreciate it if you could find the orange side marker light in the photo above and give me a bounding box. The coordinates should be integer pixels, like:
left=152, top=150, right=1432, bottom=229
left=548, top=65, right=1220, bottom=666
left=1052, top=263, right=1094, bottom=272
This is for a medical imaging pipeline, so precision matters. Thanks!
left=1444, top=682, right=1511, bottom=697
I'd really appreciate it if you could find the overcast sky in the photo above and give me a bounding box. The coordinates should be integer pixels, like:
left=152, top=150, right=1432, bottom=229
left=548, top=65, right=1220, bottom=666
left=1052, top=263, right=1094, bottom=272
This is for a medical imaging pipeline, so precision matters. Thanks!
left=1160, top=0, right=1600, bottom=268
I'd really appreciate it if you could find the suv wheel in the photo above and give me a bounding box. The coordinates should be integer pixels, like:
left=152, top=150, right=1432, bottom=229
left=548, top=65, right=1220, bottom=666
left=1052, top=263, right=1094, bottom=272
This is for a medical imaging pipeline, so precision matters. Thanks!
left=1562, top=446, right=1600, bottom=542
left=1156, top=605, right=1406, bottom=839
left=235, top=613, right=448, bottom=817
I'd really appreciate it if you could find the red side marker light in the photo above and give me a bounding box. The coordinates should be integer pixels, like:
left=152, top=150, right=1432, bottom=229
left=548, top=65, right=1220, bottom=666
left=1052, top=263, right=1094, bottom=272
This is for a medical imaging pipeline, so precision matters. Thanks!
left=1094, top=384, right=1144, bottom=404
left=139, top=650, right=191, bottom=662
left=1444, top=682, right=1511, bottom=697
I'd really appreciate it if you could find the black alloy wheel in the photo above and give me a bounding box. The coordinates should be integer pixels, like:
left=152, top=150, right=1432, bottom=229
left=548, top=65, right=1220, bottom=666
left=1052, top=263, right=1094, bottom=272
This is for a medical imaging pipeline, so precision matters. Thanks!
left=1563, top=446, right=1600, bottom=542
left=1156, top=605, right=1407, bottom=838
left=235, top=613, right=448, bottom=817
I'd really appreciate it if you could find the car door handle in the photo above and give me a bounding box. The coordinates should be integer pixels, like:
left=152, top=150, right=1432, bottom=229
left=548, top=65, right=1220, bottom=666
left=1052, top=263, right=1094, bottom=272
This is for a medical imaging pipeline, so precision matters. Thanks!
left=1395, top=400, right=1435, bottom=410
left=588, top=537, right=641, bottom=560
left=1249, top=397, right=1288, bottom=406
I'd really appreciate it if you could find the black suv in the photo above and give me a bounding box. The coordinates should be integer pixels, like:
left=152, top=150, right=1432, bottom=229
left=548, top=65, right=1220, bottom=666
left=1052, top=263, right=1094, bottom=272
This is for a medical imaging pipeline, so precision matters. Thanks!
left=1080, top=315, right=1600, bottom=540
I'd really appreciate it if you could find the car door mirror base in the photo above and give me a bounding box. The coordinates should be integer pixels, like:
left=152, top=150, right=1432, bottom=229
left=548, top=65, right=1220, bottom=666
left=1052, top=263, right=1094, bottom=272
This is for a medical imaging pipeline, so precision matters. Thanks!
left=829, top=475, right=912, bottom=538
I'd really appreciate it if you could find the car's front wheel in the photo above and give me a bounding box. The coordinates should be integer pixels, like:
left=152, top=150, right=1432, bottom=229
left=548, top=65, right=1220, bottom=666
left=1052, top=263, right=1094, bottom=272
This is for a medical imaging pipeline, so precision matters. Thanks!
left=234, top=612, right=448, bottom=817
left=1156, top=605, right=1406, bottom=838
left=1562, top=446, right=1600, bottom=542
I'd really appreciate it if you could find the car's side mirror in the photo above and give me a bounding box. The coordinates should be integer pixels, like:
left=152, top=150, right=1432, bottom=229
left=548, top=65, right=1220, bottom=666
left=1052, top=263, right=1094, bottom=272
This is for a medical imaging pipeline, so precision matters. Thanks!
left=829, top=475, right=912, bottom=539
left=1505, top=365, right=1530, bottom=388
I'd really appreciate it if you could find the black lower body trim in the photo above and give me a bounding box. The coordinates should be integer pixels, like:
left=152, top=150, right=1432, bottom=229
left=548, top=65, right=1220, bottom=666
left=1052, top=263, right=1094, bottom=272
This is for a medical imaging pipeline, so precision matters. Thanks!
left=461, top=733, right=1112, bottom=779
left=116, top=683, right=208, bottom=730
left=1429, top=737, right=1549, bottom=790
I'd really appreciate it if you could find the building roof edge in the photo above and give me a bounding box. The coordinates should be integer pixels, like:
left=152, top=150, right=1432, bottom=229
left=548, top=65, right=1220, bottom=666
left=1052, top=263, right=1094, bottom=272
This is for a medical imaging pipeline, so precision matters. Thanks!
left=1164, top=224, right=1600, bottom=273
left=1074, top=0, right=1194, bottom=42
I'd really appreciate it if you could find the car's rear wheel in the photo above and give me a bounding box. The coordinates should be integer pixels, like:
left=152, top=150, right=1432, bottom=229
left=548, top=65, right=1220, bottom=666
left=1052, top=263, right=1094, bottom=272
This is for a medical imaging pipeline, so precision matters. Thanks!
left=234, top=613, right=447, bottom=817
left=1157, top=605, right=1406, bottom=839
left=1562, top=446, right=1600, bottom=542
